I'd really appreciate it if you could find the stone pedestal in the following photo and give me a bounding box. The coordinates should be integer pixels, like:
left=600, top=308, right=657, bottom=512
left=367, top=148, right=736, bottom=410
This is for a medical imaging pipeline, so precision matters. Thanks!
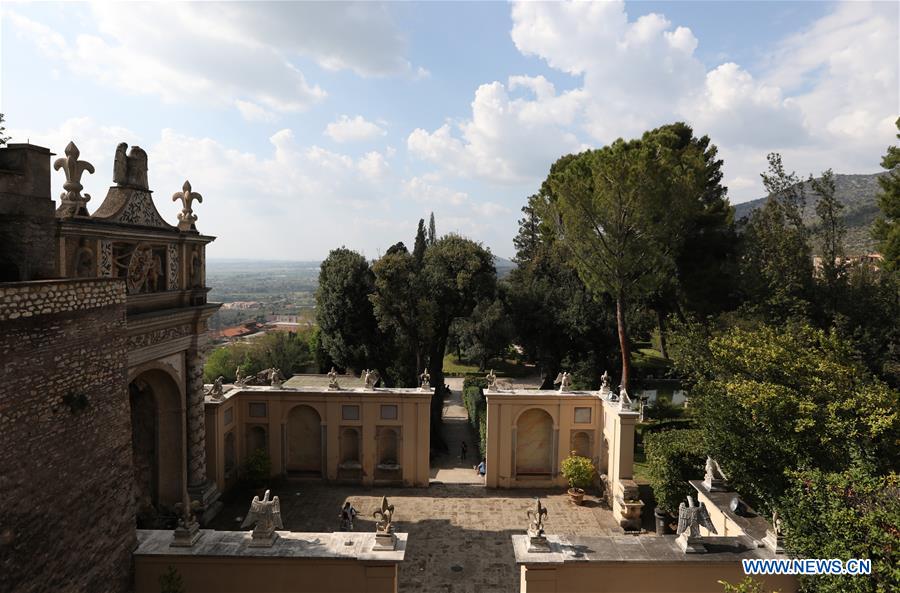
left=171, top=521, right=202, bottom=548
left=675, top=532, right=707, bottom=554
left=372, top=530, right=397, bottom=552
left=526, top=530, right=552, bottom=553
left=248, top=530, right=279, bottom=548
left=612, top=479, right=645, bottom=531
left=762, top=530, right=784, bottom=554
left=702, top=477, right=729, bottom=492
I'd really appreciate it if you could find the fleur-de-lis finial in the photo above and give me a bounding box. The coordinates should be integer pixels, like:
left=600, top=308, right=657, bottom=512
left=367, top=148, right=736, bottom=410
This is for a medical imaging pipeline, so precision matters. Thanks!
left=54, top=141, right=94, bottom=217
left=172, top=180, right=203, bottom=231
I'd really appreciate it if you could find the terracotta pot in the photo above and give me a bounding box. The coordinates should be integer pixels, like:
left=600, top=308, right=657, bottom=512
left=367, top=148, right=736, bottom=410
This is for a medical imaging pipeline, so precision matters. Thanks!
left=568, top=487, right=585, bottom=505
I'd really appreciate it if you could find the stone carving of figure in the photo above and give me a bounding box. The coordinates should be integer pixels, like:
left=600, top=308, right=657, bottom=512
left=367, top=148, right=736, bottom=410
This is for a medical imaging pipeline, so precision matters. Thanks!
left=235, top=367, right=244, bottom=385
left=618, top=386, right=633, bottom=409
left=240, top=490, right=283, bottom=547
left=190, top=247, right=202, bottom=288
left=362, top=369, right=379, bottom=389
left=113, top=143, right=149, bottom=190
left=373, top=496, right=394, bottom=534
left=676, top=495, right=717, bottom=539
left=327, top=367, right=340, bottom=390
left=600, top=371, right=610, bottom=392
left=149, top=254, right=163, bottom=292
left=419, top=369, right=431, bottom=390
left=703, top=456, right=729, bottom=491
left=485, top=369, right=497, bottom=390
left=270, top=368, right=284, bottom=388
left=554, top=371, right=572, bottom=392
left=772, top=510, right=783, bottom=536
left=206, top=376, right=224, bottom=399
left=74, top=239, right=94, bottom=278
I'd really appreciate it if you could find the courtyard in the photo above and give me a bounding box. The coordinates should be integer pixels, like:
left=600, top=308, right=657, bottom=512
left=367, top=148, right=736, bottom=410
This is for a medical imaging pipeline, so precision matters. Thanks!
left=210, top=482, right=621, bottom=593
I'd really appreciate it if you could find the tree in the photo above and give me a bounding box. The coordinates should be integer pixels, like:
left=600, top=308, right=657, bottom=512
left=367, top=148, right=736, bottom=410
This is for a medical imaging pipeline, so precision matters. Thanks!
left=781, top=459, right=899, bottom=593
left=0, top=113, right=9, bottom=146
left=739, top=154, right=814, bottom=319
left=549, top=124, right=718, bottom=391
left=427, top=212, right=437, bottom=246
left=873, top=117, right=900, bottom=274
left=422, top=235, right=496, bottom=441
left=672, top=322, right=900, bottom=508
left=811, top=169, right=846, bottom=316
left=645, top=428, right=706, bottom=513
left=371, top=246, right=434, bottom=385
left=315, top=248, right=387, bottom=378
left=413, top=218, right=427, bottom=266
left=452, top=297, right=514, bottom=371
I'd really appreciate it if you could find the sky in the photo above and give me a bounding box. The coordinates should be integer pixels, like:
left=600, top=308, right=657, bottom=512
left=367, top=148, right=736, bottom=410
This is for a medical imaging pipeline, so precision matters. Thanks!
left=2, top=1, right=897, bottom=261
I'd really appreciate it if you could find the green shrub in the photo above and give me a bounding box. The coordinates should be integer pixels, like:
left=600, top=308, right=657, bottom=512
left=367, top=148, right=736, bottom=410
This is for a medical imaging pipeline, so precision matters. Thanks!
left=561, top=454, right=595, bottom=490
left=243, top=448, right=272, bottom=488
left=462, top=384, right=488, bottom=458
left=644, top=428, right=705, bottom=513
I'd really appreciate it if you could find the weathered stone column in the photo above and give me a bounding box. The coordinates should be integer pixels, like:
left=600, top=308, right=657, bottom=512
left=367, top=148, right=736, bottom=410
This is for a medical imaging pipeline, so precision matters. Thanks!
left=186, top=348, right=207, bottom=488
left=186, top=346, right=222, bottom=523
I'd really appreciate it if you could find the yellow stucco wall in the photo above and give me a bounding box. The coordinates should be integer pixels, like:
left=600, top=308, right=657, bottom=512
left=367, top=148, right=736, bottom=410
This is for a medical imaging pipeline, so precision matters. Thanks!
left=485, top=391, right=636, bottom=492
left=135, top=556, right=398, bottom=593
left=205, top=386, right=431, bottom=490
left=520, top=563, right=798, bottom=593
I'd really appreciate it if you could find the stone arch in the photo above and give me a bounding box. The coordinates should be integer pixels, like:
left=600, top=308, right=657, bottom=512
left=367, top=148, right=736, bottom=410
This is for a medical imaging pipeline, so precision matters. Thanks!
left=224, top=431, right=236, bottom=476
left=128, top=367, right=184, bottom=520
left=377, top=428, right=399, bottom=465
left=340, top=427, right=360, bottom=464
left=572, top=431, right=591, bottom=458
left=247, top=426, right=268, bottom=455
left=286, top=404, right=322, bottom=474
left=516, top=408, right=553, bottom=475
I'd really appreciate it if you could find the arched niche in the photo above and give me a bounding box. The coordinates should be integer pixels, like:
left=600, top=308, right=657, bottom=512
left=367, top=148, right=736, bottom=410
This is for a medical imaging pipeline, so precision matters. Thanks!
left=515, top=408, right=553, bottom=475
left=285, top=404, right=322, bottom=475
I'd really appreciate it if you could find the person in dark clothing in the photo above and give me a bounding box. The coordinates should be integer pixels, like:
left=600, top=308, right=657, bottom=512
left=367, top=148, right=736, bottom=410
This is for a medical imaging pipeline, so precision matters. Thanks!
left=460, top=441, right=468, bottom=461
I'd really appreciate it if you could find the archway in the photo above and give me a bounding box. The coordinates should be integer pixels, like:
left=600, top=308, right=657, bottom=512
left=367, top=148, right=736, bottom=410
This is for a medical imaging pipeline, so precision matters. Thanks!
left=247, top=426, right=268, bottom=454
left=377, top=428, right=399, bottom=465
left=286, top=405, right=322, bottom=474
left=340, top=428, right=360, bottom=464
left=516, top=408, right=553, bottom=475
left=572, top=431, right=591, bottom=458
left=224, top=431, right=236, bottom=477
left=129, top=368, right=184, bottom=519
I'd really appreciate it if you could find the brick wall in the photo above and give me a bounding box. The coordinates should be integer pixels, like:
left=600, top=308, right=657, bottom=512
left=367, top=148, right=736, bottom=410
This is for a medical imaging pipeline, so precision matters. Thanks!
left=0, top=278, right=136, bottom=593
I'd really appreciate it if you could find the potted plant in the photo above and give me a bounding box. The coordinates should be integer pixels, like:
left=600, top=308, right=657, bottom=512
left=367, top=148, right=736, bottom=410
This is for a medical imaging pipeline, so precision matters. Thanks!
left=561, top=453, right=595, bottom=505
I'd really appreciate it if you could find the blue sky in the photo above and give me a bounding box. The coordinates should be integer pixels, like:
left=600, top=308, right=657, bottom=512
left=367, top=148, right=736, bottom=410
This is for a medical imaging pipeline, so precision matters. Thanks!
left=2, top=1, right=897, bottom=260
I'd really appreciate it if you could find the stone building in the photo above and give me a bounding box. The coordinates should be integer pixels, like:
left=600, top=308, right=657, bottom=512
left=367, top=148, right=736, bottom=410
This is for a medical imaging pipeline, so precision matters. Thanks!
left=204, top=383, right=432, bottom=492
left=484, top=386, right=642, bottom=529
left=0, top=140, right=220, bottom=593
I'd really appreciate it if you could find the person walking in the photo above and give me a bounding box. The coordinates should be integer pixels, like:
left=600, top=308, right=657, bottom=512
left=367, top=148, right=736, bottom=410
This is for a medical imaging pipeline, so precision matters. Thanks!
left=339, top=501, right=358, bottom=531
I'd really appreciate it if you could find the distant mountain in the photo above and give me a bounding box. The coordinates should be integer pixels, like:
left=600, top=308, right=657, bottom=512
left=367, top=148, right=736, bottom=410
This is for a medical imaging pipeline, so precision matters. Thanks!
left=494, top=255, right=516, bottom=277
left=732, top=171, right=888, bottom=255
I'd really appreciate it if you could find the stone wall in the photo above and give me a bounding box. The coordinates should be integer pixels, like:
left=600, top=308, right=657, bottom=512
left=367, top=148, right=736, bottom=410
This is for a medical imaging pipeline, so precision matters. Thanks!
left=0, top=143, right=58, bottom=281
left=0, top=278, right=136, bottom=593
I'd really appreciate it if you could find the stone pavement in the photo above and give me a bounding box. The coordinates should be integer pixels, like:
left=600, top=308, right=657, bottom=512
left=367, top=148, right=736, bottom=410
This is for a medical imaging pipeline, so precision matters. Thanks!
left=211, top=482, right=621, bottom=593
left=432, top=381, right=483, bottom=484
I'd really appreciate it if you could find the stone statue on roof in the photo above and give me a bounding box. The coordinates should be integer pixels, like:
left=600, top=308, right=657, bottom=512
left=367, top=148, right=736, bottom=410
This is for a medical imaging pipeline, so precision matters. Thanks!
left=327, top=367, right=340, bottom=390
left=676, top=495, right=717, bottom=553
left=485, top=369, right=497, bottom=390
left=112, top=143, right=149, bottom=190
left=241, top=489, right=283, bottom=547
left=362, top=369, right=379, bottom=389
left=554, top=371, right=572, bottom=392
left=419, top=369, right=431, bottom=390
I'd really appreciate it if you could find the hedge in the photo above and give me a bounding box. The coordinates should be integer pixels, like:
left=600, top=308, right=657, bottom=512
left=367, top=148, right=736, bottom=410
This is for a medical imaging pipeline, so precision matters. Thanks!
left=644, top=428, right=705, bottom=513
left=462, top=381, right=488, bottom=459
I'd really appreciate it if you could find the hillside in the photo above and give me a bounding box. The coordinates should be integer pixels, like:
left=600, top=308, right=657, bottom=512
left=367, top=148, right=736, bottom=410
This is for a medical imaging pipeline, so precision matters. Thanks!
left=732, top=170, right=888, bottom=255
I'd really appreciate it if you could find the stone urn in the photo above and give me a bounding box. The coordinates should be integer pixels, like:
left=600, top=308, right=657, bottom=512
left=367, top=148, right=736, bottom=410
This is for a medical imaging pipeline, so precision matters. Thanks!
left=568, top=487, right=585, bottom=506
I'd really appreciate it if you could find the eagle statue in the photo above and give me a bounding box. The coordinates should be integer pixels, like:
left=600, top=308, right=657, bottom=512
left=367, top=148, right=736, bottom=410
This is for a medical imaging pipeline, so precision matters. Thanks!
left=241, top=489, right=284, bottom=538
left=676, top=495, right=717, bottom=538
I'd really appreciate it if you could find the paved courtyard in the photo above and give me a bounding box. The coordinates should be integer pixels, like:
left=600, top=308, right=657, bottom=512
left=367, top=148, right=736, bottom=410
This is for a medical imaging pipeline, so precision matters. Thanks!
left=211, top=482, right=621, bottom=593
left=210, top=378, right=623, bottom=592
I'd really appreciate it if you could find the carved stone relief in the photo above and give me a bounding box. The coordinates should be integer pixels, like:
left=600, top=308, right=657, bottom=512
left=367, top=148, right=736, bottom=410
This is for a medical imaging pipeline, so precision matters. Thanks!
left=167, top=244, right=179, bottom=290
left=127, top=324, right=192, bottom=350
left=99, top=241, right=113, bottom=277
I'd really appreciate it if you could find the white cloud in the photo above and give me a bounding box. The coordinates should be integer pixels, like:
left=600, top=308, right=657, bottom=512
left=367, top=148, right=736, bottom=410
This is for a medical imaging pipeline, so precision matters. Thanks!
left=324, top=115, right=387, bottom=143
left=402, top=176, right=470, bottom=206
left=503, top=0, right=897, bottom=202
left=407, top=76, right=588, bottom=184
left=6, top=2, right=423, bottom=118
